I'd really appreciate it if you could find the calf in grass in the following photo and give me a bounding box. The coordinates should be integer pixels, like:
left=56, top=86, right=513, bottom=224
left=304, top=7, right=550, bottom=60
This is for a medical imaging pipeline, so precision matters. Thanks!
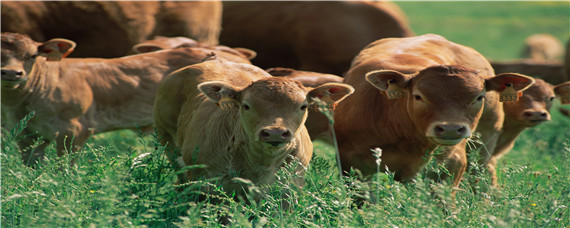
left=153, top=58, right=354, bottom=197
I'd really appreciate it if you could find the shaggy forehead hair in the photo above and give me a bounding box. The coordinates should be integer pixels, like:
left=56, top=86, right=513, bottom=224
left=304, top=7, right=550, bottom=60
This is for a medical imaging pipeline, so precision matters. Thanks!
left=244, top=77, right=307, bottom=99
left=420, top=65, right=480, bottom=77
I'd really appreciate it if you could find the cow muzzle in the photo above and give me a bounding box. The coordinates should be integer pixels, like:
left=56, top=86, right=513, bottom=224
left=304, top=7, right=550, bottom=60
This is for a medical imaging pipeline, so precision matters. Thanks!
left=426, top=122, right=472, bottom=145
left=258, top=127, right=293, bottom=147
left=521, top=109, right=550, bottom=126
left=1, top=68, right=24, bottom=81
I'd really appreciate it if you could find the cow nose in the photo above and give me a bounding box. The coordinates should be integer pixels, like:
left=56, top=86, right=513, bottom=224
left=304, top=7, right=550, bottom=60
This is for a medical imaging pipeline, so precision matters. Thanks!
left=1, top=69, right=24, bottom=80
left=433, top=124, right=469, bottom=139
left=522, top=110, right=550, bottom=122
left=259, top=128, right=292, bottom=146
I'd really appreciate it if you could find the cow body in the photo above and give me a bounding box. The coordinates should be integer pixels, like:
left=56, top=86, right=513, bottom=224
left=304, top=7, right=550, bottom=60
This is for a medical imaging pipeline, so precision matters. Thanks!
left=220, top=1, right=413, bottom=76
left=488, top=79, right=570, bottom=185
left=153, top=59, right=353, bottom=196
left=334, top=34, right=533, bottom=185
left=1, top=1, right=221, bottom=58
left=1, top=33, right=251, bottom=166
left=521, top=34, right=564, bottom=61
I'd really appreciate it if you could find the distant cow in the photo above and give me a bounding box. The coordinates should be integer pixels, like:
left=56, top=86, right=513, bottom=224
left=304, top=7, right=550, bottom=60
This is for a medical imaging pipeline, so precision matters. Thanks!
left=334, top=34, right=534, bottom=186
left=521, top=33, right=564, bottom=61
left=0, top=32, right=252, bottom=166
left=487, top=79, right=570, bottom=185
left=1, top=1, right=222, bottom=58
left=153, top=58, right=354, bottom=196
left=220, top=1, right=414, bottom=76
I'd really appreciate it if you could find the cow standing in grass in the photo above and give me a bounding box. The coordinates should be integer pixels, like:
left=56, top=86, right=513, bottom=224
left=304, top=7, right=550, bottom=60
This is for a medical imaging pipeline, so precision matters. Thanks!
left=153, top=58, right=354, bottom=196
left=334, top=34, right=534, bottom=186
left=0, top=32, right=252, bottom=166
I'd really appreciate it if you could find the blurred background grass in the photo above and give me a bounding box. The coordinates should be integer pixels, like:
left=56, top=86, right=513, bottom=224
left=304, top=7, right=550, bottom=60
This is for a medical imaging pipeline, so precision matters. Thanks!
left=396, top=1, right=569, bottom=61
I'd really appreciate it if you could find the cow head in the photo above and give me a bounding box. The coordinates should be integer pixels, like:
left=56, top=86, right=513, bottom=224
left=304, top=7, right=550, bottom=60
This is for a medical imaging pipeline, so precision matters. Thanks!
left=1, top=32, right=75, bottom=88
left=366, top=65, right=534, bottom=145
left=503, top=79, right=570, bottom=127
left=198, top=77, right=354, bottom=149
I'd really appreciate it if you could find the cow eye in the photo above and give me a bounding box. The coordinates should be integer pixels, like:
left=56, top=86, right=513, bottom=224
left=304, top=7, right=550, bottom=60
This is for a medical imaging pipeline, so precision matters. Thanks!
left=242, top=104, right=250, bottom=110
left=413, top=94, right=423, bottom=101
left=300, top=104, right=308, bottom=111
left=548, top=97, right=555, bottom=102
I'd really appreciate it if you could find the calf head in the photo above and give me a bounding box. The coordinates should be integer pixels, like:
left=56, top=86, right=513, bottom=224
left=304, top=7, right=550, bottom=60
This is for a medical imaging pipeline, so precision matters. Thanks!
left=366, top=65, right=534, bottom=145
left=503, top=79, right=570, bottom=127
left=1, top=33, right=75, bottom=88
left=198, top=77, right=354, bottom=149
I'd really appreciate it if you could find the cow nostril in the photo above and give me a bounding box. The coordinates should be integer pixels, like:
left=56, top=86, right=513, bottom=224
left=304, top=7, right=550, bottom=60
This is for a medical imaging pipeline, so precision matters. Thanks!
left=523, top=112, right=533, bottom=118
left=260, top=130, right=270, bottom=138
left=282, top=131, right=291, bottom=138
left=15, top=71, right=23, bottom=76
left=457, top=126, right=466, bottom=135
left=540, top=112, right=548, bottom=118
left=435, top=126, right=444, bottom=134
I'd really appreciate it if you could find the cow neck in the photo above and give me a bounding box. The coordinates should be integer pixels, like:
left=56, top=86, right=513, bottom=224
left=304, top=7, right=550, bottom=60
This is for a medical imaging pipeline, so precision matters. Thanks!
left=22, top=58, right=60, bottom=98
left=494, top=116, right=528, bottom=155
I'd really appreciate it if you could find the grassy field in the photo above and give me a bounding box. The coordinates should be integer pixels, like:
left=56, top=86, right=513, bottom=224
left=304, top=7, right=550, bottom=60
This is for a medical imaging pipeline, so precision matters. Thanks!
left=2, top=2, right=570, bottom=227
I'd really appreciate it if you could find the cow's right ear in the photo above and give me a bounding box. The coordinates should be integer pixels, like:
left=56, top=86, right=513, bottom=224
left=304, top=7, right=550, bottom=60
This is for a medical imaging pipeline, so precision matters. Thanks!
left=132, top=43, right=163, bottom=53
left=37, top=38, right=76, bottom=61
left=197, top=81, right=241, bottom=111
left=365, top=70, right=411, bottom=99
left=486, top=73, right=535, bottom=102
left=553, top=81, right=570, bottom=104
left=233, top=47, right=257, bottom=60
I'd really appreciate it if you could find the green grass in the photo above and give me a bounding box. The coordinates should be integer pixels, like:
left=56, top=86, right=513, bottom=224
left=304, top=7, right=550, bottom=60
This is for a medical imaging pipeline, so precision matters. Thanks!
left=2, top=2, right=570, bottom=227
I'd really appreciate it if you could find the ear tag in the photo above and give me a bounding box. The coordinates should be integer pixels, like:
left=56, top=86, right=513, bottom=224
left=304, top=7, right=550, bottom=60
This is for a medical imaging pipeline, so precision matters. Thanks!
left=385, top=80, right=405, bottom=99
left=218, top=90, right=238, bottom=111
left=499, top=83, right=522, bottom=102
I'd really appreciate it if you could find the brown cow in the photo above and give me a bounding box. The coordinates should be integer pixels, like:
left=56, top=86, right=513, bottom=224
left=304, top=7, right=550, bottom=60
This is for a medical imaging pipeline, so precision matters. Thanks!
left=334, top=34, right=534, bottom=186
left=220, top=1, right=414, bottom=76
left=521, top=33, right=564, bottom=61
left=0, top=32, right=251, bottom=166
left=153, top=58, right=354, bottom=197
left=487, top=79, right=570, bottom=185
left=1, top=1, right=221, bottom=58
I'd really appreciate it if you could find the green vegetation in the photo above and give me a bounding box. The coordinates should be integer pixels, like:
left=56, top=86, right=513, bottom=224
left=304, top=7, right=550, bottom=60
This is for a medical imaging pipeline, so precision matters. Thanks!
left=2, top=2, right=569, bottom=227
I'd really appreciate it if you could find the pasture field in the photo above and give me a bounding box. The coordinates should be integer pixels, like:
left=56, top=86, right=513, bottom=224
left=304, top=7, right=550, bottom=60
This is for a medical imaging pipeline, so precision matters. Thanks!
left=2, top=1, right=569, bottom=227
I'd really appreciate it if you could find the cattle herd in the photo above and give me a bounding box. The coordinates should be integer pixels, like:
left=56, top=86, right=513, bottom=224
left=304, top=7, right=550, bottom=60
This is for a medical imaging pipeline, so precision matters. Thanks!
left=1, top=1, right=569, bottom=204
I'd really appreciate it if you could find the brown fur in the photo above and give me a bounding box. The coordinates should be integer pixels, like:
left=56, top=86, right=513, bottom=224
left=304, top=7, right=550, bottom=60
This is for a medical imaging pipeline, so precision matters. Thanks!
left=0, top=32, right=251, bottom=166
left=220, top=1, right=414, bottom=76
left=1, top=1, right=222, bottom=58
left=334, top=34, right=534, bottom=187
left=153, top=59, right=354, bottom=197
left=489, top=79, right=570, bottom=185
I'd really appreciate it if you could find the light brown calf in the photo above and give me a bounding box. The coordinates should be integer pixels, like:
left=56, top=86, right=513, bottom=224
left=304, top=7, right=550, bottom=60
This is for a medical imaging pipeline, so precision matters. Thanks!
left=1, top=1, right=222, bottom=58
left=334, top=34, right=534, bottom=186
left=0, top=32, right=251, bottom=166
left=153, top=58, right=354, bottom=196
left=521, top=33, right=564, bottom=61
left=488, top=79, right=570, bottom=185
left=220, top=1, right=414, bottom=76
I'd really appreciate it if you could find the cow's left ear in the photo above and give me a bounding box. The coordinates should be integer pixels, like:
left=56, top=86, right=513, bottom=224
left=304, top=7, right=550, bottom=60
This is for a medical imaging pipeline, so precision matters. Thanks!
left=233, top=47, right=257, bottom=60
left=307, top=83, right=354, bottom=109
left=38, top=38, right=76, bottom=61
left=132, top=43, right=163, bottom=53
left=365, top=70, right=411, bottom=99
left=486, top=73, right=535, bottom=102
left=553, top=81, right=570, bottom=104
left=198, top=81, right=241, bottom=111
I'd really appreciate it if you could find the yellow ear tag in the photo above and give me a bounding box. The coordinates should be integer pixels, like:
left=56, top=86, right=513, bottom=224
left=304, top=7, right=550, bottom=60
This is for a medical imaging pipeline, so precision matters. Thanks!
left=499, top=83, right=522, bottom=102
left=218, top=91, right=238, bottom=111
left=385, top=80, right=405, bottom=99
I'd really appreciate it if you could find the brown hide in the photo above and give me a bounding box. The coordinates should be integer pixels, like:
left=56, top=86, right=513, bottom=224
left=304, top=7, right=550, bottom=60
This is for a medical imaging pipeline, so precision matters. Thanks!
left=1, top=1, right=221, bottom=58
left=0, top=32, right=251, bottom=166
left=220, top=1, right=413, bottom=76
left=335, top=34, right=534, bottom=186
left=489, top=79, right=570, bottom=185
left=153, top=59, right=353, bottom=196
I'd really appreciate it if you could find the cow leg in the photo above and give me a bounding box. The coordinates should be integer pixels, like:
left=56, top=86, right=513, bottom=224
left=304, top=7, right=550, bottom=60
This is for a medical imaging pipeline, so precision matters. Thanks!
left=55, top=121, right=91, bottom=166
left=431, top=144, right=468, bottom=188
left=486, top=156, right=500, bottom=186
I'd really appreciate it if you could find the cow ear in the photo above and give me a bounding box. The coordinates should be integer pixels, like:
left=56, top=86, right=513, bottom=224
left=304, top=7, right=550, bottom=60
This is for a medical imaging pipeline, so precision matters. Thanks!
left=307, top=83, right=355, bottom=109
left=233, top=47, right=257, bottom=60
left=266, top=67, right=296, bottom=77
left=197, top=81, right=241, bottom=111
left=132, top=43, right=163, bottom=53
left=365, top=70, right=411, bottom=99
left=38, top=38, right=76, bottom=61
left=553, top=81, right=570, bottom=104
left=486, top=73, right=535, bottom=102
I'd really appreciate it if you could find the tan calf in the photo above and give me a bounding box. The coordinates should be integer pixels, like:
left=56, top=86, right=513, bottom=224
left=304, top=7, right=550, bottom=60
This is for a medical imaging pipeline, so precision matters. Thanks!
left=0, top=32, right=251, bottom=166
left=335, top=34, right=534, bottom=186
left=153, top=59, right=353, bottom=196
